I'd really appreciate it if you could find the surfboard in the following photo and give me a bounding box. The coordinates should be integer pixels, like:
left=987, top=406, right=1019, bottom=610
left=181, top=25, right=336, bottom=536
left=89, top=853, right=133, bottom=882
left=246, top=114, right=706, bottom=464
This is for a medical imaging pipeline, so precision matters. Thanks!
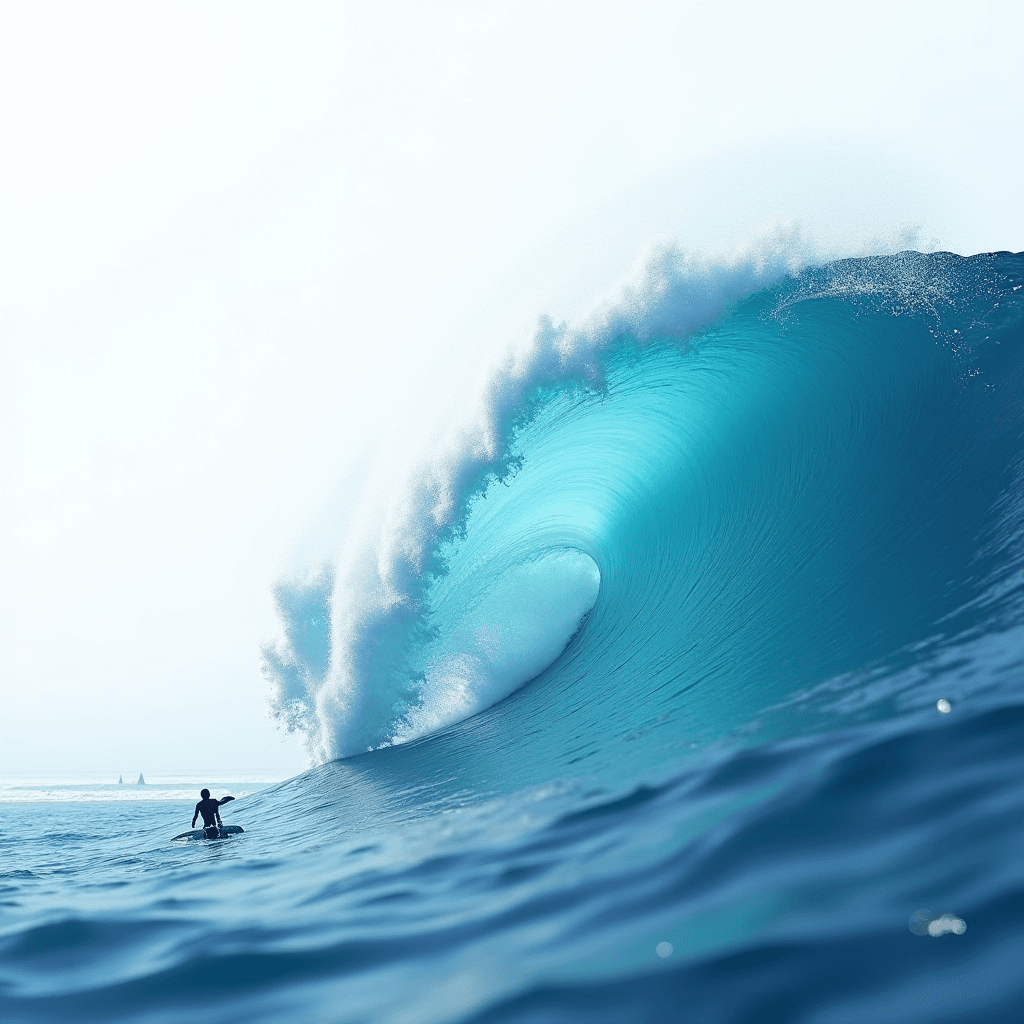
left=171, top=825, right=245, bottom=841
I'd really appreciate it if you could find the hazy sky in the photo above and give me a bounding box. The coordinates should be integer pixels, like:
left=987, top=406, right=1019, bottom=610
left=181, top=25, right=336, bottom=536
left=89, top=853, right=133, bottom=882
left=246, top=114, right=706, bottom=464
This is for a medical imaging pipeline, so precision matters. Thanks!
left=2, top=1, right=1022, bottom=776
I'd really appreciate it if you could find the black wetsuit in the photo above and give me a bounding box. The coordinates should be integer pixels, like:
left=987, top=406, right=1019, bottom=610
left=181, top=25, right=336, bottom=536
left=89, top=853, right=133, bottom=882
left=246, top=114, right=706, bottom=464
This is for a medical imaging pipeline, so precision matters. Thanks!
left=195, top=798, right=222, bottom=828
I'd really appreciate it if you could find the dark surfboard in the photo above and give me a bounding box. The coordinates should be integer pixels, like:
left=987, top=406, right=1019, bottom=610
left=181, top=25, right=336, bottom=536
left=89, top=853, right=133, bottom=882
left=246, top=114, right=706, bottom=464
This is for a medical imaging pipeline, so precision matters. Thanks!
left=171, top=824, right=245, bottom=841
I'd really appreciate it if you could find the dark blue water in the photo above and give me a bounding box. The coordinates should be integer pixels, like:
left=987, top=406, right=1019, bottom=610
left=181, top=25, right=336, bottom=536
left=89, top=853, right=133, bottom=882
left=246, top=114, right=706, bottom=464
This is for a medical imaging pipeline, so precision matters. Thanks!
left=3, top=252, right=1024, bottom=1022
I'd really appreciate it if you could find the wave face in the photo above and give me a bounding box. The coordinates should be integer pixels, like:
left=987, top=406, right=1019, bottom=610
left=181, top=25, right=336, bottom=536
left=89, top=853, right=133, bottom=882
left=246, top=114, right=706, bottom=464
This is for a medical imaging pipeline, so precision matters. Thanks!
left=5, top=251, right=1024, bottom=1024
left=262, top=232, right=821, bottom=760
left=265, top=248, right=1024, bottom=777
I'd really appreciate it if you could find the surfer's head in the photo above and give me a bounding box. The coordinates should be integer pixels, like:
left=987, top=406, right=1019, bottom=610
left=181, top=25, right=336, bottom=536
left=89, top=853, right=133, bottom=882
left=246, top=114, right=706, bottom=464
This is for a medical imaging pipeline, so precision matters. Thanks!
left=201, top=788, right=210, bottom=799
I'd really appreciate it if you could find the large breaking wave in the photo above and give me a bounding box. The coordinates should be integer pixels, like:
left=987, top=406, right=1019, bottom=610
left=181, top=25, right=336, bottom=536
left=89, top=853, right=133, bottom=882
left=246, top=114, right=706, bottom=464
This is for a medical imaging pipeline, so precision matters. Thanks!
left=262, top=237, right=1024, bottom=774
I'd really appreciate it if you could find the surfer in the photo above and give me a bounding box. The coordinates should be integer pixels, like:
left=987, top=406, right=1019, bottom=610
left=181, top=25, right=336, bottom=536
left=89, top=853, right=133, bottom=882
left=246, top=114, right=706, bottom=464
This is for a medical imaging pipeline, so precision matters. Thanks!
left=191, top=789, right=235, bottom=831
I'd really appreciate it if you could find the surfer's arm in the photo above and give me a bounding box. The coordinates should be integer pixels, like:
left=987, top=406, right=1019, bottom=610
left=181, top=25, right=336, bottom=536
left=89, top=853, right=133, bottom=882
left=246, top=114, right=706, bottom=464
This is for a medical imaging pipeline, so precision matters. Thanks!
left=218, top=795, right=235, bottom=805
left=191, top=804, right=200, bottom=827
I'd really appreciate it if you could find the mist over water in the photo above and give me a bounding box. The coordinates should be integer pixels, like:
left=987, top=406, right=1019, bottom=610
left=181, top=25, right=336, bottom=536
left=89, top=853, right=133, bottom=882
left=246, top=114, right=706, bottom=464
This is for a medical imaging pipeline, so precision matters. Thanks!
left=5, top=249, right=1024, bottom=1022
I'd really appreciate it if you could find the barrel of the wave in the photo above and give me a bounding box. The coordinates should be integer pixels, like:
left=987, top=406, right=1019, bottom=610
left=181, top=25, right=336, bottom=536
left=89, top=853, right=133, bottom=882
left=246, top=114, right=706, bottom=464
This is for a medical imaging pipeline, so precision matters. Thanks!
left=390, top=548, right=602, bottom=745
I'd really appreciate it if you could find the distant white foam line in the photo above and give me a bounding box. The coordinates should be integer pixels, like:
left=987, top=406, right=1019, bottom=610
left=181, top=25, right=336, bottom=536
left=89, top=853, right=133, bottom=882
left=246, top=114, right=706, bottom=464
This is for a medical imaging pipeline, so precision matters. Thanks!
left=0, top=773, right=281, bottom=803
left=264, top=224, right=824, bottom=764
left=0, top=785, right=270, bottom=803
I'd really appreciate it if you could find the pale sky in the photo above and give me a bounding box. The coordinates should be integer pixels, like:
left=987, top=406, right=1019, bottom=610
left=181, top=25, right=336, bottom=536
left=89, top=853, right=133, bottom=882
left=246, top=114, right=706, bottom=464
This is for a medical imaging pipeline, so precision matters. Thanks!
left=1, top=1, right=1022, bottom=776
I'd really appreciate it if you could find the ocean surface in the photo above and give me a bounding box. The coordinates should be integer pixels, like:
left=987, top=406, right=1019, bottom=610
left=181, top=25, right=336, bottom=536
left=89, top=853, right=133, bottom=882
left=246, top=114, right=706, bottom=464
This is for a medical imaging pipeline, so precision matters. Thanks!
left=4, top=250, right=1024, bottom=1022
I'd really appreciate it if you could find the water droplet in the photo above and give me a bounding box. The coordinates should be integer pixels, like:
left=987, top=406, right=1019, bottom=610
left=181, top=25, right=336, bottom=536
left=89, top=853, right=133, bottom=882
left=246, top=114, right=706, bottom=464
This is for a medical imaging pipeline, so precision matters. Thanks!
left=936, top=698, right=951, bottom=714
left=655, top=941, right=673, bottom=958
left=910, top=910, right=965, bottom=936
left=927, top=913, right=966, bottom=937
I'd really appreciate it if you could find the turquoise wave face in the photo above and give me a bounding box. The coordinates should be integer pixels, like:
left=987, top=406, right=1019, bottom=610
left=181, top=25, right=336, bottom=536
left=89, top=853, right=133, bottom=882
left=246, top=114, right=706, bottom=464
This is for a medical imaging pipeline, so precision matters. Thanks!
left=343, top=251, right=1014, bottom=794
left=266, top=252, right=1024, bottom=782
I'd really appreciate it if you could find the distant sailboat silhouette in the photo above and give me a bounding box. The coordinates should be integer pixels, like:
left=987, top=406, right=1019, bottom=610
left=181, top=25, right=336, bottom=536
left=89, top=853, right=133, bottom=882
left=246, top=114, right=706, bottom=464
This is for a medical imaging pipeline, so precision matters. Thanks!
left=118, top=774, right=123, bottom=784
left=137, top=773, right=145, bottom=785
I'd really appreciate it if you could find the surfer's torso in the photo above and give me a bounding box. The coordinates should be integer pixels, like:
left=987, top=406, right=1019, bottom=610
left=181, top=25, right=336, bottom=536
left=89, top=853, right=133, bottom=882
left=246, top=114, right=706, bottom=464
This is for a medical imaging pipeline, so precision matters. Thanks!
left=195, top=798, right=222, bottom=827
